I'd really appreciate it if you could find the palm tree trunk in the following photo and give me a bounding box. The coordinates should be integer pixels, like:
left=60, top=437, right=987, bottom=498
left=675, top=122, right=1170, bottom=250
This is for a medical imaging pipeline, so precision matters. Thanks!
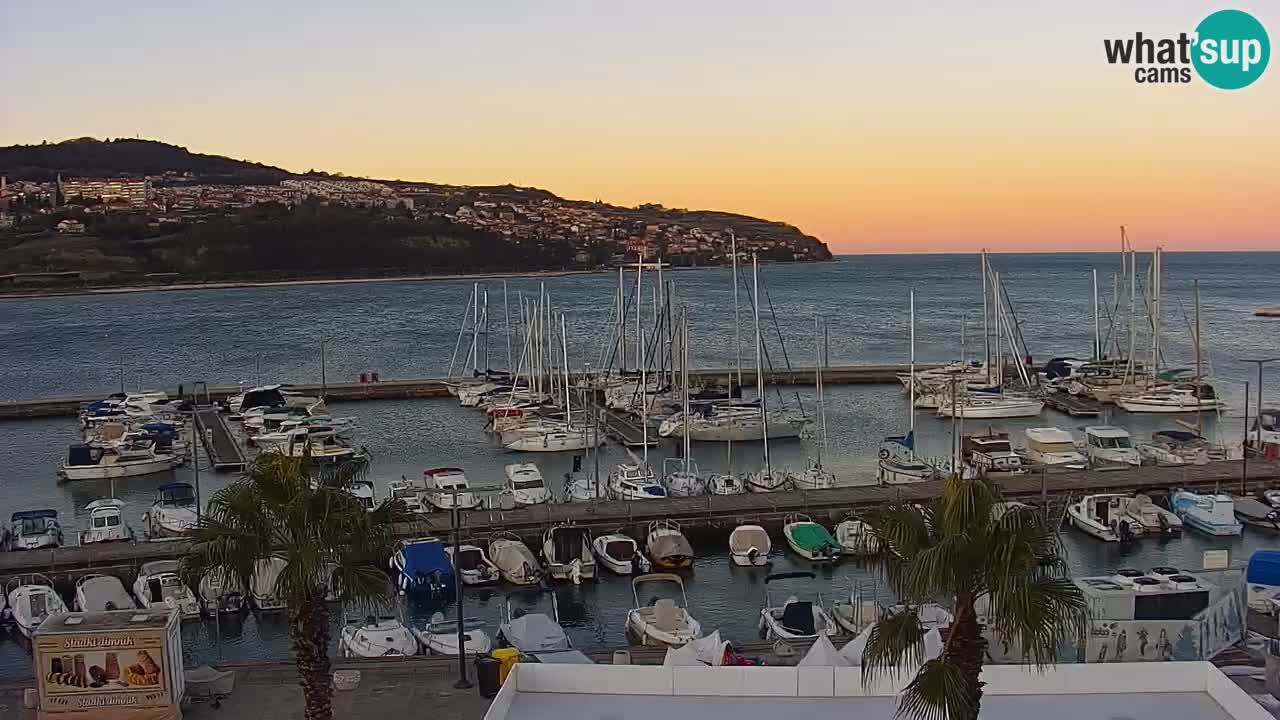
left=947, top=598, right=987, bottom=720
left=290, top=588, right=333, bottom=720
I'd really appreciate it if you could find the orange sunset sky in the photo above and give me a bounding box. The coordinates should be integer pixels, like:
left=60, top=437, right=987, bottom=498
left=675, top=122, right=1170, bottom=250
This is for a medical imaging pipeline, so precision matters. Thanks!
left=2, top=1, right=1277, bottom=253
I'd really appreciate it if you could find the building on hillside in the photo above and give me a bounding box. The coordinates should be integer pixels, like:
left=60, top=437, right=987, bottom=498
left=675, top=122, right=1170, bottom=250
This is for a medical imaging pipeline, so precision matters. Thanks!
left=56, top=219, right=86, bottom=233
left=61, top=177, right=150, bottom=207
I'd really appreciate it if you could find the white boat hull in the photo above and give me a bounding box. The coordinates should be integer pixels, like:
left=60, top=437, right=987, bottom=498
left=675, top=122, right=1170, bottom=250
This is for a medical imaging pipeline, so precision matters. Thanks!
left=1116, top=397, right=1227, bottom=413
left=937, top=399, right=1044, bottom=419
left=61, top=455, right=179, bottom=481
left=414, top=628, right=491, bottom=656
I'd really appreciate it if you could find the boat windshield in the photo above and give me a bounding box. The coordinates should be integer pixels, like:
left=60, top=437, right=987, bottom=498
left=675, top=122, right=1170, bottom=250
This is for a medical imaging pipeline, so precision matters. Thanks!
left=976, top=441, right=1012, bottom=453
left=1093, top=435, right=1132, bottom=449
left=16, top=517, right=50, bottom=535
left=161, top=486, right=196, bottom=506
left=92, top=513, right=121, bottom=528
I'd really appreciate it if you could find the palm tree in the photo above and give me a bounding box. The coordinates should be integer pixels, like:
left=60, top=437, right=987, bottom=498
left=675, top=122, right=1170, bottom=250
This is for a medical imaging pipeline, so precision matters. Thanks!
left=180, top=451, right=401, bottom=720
left=857, top=475, right=1087, bottom=720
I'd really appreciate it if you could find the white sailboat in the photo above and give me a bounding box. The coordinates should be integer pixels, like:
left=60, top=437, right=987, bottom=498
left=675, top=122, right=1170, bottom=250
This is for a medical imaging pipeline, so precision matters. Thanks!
left=792, top=317, right=835, bottom=490
left=880, top=291, right=938, bottom=485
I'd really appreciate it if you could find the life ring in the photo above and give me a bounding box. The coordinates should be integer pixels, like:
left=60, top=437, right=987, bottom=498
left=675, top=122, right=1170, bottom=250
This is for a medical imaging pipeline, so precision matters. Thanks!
left=878, top=449, right=890, bottom=459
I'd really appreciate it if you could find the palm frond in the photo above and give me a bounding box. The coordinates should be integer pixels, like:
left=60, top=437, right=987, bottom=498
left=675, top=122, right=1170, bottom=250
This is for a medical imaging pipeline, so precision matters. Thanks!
left=896, top=658, right=975, bottom=720
left=861, top=606, right=928, bottom=682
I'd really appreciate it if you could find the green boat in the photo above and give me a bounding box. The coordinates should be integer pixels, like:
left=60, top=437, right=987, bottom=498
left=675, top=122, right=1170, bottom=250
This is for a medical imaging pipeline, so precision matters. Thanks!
left=783, top=514, right=841, bottom=562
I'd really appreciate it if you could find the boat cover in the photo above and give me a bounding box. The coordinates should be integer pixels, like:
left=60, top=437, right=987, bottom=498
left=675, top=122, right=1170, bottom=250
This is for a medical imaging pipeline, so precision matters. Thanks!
left=799, top=634, right=852, bottom=667
left=79, top=576, right=134, bottom=611
left=1247, top=550, right=1280, bottom=585
left=789, top=523, right=837, bottom=552
left=530, top=650, right=594, bottom=664
left=550, top=527, right=589, bottom=562
left=500, top=613, right=570, bottom=652
left=840, top=625, right=942, bottom=667
left=781, top=601, right=815, bottom=636
left=397, top=541, right=455, bottom=594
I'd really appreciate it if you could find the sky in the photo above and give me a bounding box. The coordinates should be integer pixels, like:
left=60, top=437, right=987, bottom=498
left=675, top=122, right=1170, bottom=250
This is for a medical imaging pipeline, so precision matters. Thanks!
left=1, top=1, right=1277, bottom=254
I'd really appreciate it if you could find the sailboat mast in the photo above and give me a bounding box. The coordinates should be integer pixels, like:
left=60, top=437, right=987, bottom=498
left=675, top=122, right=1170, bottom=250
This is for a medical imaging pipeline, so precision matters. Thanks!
left=1194, top=279, right=1203, bottom=435
left=1125, top=227, right=1136, bottom=382
left=639, top=261, right=648, bottom=461
left=683, top=310, right=690, bottom=475
left=1151, top=246, right=1161, bottom=381
left=909, top=289, right=916, bottom=432
left=994, top=272, right=1003, bottom=387
left=635, top=259, right=643, bottom=372
left=561, top=314, right=571, bottom=427
left=1092, top=268, right=1101, bottom=362
left=981, top=250, right=990, bottom=378
left=753, top=254, right=769, bottom=476
left=471, top=283, right=479, bottom=374
left=815, top=316, right=827, bottom=468
left=482, top=288, right=490, bottom=373
left=503, top=281, right=512, bottom=371
left=617, top=267, right=625, bottom=372
left=731, top=231, right=742, bottom=391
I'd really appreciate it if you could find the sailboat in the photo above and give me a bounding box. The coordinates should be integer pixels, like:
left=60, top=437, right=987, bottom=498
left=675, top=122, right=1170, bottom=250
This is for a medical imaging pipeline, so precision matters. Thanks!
left=663, top=312, right=706, bottom=497
left=746, top=254, right=791, bottom=493
left=791, top=318, right=835, bottom=490
left=880, top=290, right=938, bottom=485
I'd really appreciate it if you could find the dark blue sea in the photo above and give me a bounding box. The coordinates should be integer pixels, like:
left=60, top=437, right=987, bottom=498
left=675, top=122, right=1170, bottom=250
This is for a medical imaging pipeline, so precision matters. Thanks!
left=0, top=252, right=1277, bottom=679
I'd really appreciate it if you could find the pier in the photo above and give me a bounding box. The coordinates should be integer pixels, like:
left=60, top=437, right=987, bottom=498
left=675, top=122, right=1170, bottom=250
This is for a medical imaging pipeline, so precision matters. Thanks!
left=1043, top=393, right=1103, bottom=417
left=0, top=363, right=936, bottom=419
left=3, top=459, right=1275, bottom=591
left=194, top=406, right=247, bottom=471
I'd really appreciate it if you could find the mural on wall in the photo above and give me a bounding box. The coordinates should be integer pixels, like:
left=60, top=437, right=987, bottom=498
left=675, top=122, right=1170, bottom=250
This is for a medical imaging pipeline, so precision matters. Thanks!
left=1086, top=620, right=1199, bottom=663
left=1200, top=585, right=1245, bottom=659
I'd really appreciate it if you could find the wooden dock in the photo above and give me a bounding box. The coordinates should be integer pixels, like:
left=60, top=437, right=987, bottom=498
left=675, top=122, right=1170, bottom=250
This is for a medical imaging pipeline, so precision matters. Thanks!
left=0, top=363, right=938, bottom=420
left=3, top=459, right=1275, bottom=591
left=1043, top=393, right=1103, bottom=417
left=195, top=406, right=247, bottom=471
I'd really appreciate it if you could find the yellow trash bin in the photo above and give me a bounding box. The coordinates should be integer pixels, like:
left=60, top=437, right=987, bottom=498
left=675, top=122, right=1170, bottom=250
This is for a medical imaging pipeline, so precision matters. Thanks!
left=492, top=647, right=521, bottom=684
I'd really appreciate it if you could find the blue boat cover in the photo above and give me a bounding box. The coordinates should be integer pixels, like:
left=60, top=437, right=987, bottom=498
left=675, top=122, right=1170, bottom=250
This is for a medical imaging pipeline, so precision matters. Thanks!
left=142, top=422, right=178, bottom=433
left=12, top=509, right=58, bottom=520
left=397, top=541, right=455, bottom=594
left=1247, top=550, right=1280, bottom=586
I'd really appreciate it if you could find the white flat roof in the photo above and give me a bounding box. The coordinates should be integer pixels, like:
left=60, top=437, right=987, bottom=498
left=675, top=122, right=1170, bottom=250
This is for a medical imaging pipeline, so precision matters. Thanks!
left=485, top=662, right=1271, bottom=720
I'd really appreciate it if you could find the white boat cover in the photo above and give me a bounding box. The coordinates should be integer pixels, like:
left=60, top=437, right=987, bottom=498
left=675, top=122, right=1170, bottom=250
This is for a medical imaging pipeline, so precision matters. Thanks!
left=79, top=576, right=134, bottom=611
left=798, top=634, right=852, bottom=667
left=840, top=625, right=943, bottom=666
left=662, top=630, right=727, bottom=667
left=500, top=613, right=570, bottom=652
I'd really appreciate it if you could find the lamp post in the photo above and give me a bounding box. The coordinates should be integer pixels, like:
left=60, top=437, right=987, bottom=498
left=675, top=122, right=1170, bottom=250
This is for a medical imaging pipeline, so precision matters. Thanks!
left=450, top=488, right=472, bottom=690
left=1241, top=357, right=1279, bottom=493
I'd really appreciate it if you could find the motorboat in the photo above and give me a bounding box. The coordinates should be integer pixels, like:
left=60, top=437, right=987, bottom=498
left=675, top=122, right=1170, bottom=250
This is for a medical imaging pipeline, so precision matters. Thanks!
left=133, top=560, right=199, bottom=618
left=390, top=538, right=455, bottom=597
left=228, top=384, right=316, bottom=415
left=249, top=416, right=356, bottom=447
left=345, top=479, right=376, bottom=512
left=197, top=570, right=246, bottom=615
left=834, top=517, right=879, bottom=556
left=1250, top=408, right=1280, bottom=453
left=1124, top=495, right=1182, bottom=537
left=284, top=427, right=364, bottom=465
left=445, top=543, right=500, bottom=585
left=75, top=574, right=137, bottom=612
left=757, top=572, right=837, bottom=643
left=144, top=482, right=198, bottom=538
left=489, top=533, right=544, bottom=585
left=413, top=612, right=491, bottom=656
left=565, top=471, right=602, bottom=502
left=504, top=463, right=552, bottom=505
left=1022, top=427, right=1087, bottom=469
left=657, top=405, right=806, bottom=442
left=543, top=524, right=595, bottom=584
left=423, top=467, right=483, bottom=511
left=790, top=458, right=836, bottom=490
left=1169, top=489, right=1242, bottom=536
left=876, top=433, right=936, bottom=485
left=250, top=557, right=288, bottom=612
left=497, top=592, right=572, bottom=654
left=1115, top=383, right=1226, bottom=413
left=10, top=509, right=63, bottom=550
left=504, top=427, right=600, bottom=453
left=662, top=458, right=706, bottom=497
left=1137, top=431, right=1214, bottom=466
left=79, top=498, right=132, bottom=545
left=60, top=441, right=180, bottom=481
left=782, top=514, right=841, bottom=562
left=646, top=520, right=694, bottom=570
left=706, top=472, right=745, bottom=495
left=728, top=524, right=771, bottom=567
left=4, top=574, right=68, bottom=639
left=593, top=533, right=650, bottom=575
left=936, top=395, right=1043, bottom=419
left=1235, top=494, right=1280, bottom=533
left=608, top=462, right=667, bottom=500
left=1083, top=426, right=1142, bottom=467
left=745, top=467, right=791, bottom=493
left=387, top=477, right=428, bottom=515
left=339, top=615, right=418, bottom=658
left=829, top=594, right=880, bottom=635
left=626, top=573, right=702, bottom=647
left=962, top=432, right=1025, bottom=477
left=1067, top=493, right=1180, bottom=542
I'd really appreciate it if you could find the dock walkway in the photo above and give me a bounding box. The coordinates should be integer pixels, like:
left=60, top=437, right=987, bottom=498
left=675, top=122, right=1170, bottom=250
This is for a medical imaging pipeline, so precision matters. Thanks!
left=1043, top=393, right=1103, bottom=417
left=195, top=406, right=246, bottom=471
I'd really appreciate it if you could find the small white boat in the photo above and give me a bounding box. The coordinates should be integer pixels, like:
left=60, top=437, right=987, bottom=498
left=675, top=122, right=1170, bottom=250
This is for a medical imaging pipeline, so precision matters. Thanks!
left=963, top=432, right=1026, bottom=477
left=1068, top=493, right=1180, bottom=542
left=565, top=471, right=602, bottom=502
left=60, top=441, right=180, bottom=481
left=758, top=571, right=837, bottom=643
left=626, top=573, right=702, bottom=647
left=937, top=395, right=1043, bottom=419
left=80, top=498, right=132, bottom=545
left=1084, top=426, right=1142, bottom=467
left=543, top=525, right=595, bottom=584
left=728, top=524, right=771, bottom=567
left=662, top=458, right=706, bottom=497
left=1023, top=427, right=1088, bottom=469
left=1169, top=489, right=1242, bottom=536
left=592, top=533, right=650, bottom=575
left=133, top=560, right=199, bottom=618
left=834, top=517, right=879, bottom=556
left=877, top=458, right=936, bottom=485
left=497, top=593, right=572, bottom=653
left=608, top=462, right=667, bottom=500
left=413, top=612, right=491, bottom=656
left=75, top=574, right=137, bottom=612
left=829, top=594, right=880, bottom=635
left=424, top=467, right=483, bottom=511
left=706, top=472, right=745, bottom=495
left=782, top=513, right=841, bottom=562
left=144, top=482, right=198, bottom=538
left=1138, top=431, right=1214, bottom=466
left=10, top=509, right=63, bottom=550
left=339, top=616, right=418, bottom=658
left=504, top=463, right=551, bottom=506
left=347, top=479, right=376, bottom=512
left=4, top=574, right=68, bottom=639
left=646, top=520, right=694, bottom=570
left=445, top=544, right=500, bottom=585
left=250, top=557, right=288, bottom=612
left=746, top=468, right=791, bottom=493
left=197, top=570, right=246, bottom=615
left=387, top=477, right=428, bottom=514
left=1116, top=383, right=1226, bottom=413
left=504, top=427, right=600, bottom=453
left=489, top=533, right=544, bottom=585
left=789, top=458, right=835, bottom=490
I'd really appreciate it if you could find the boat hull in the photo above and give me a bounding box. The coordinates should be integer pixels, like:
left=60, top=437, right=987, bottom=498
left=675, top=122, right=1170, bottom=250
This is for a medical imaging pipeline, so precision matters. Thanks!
left=61, top=456, right=179, bottom=481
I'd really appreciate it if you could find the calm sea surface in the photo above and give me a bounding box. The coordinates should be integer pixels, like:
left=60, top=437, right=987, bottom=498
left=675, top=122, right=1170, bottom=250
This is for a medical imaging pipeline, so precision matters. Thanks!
left=0, top=252, right=1277, bottom=679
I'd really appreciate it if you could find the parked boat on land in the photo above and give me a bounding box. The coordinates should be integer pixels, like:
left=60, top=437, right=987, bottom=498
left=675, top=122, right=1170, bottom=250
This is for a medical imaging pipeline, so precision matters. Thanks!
left=1169, top=489, right=1242, bottom=536
left=782, top=514, right=841, bottom=562
left=504, top=463, right=551, bottom=505
left=593, top=533, right=650, bottom=575
left=144, top=482, right=198, bottom=538
left=758, top=571, right=837, bottom=644
left=339, top=616, right=418, bottom=658
left=489, top=533, right=544, bottom=586
left=10, top=510, right=63, bottom=550
left=728, top=524, right=771, bottom=567
left=1084, top=426, right=1142, bottom=467
left=646, top=520, right=694, bottom=570
left=79, top=498, right=132, bottom=545
left=75, top=574, right=137, bottom=612
left=445, top=543, right=500, bottom=586
left=133, top=560, right=199, bottom=618
left=414, top=612, right=491, bottom=656
left=626, top=573, right=702, bottom=647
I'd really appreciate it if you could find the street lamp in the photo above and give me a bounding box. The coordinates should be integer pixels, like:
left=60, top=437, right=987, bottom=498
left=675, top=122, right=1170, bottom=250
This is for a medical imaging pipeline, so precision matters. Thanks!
left=1241, top=358, right=1279, bottom=494
left=449, top=487, right=472, bottom=690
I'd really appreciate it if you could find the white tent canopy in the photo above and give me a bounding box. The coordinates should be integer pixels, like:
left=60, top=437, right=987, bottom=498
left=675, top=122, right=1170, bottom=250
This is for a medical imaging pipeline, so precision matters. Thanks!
left=662, top=630, right=727, bottom=667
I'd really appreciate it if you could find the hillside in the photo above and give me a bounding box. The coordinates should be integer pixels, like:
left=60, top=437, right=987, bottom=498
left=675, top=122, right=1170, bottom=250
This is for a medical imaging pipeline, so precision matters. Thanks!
left=0, top=138, right=291, bottom=184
